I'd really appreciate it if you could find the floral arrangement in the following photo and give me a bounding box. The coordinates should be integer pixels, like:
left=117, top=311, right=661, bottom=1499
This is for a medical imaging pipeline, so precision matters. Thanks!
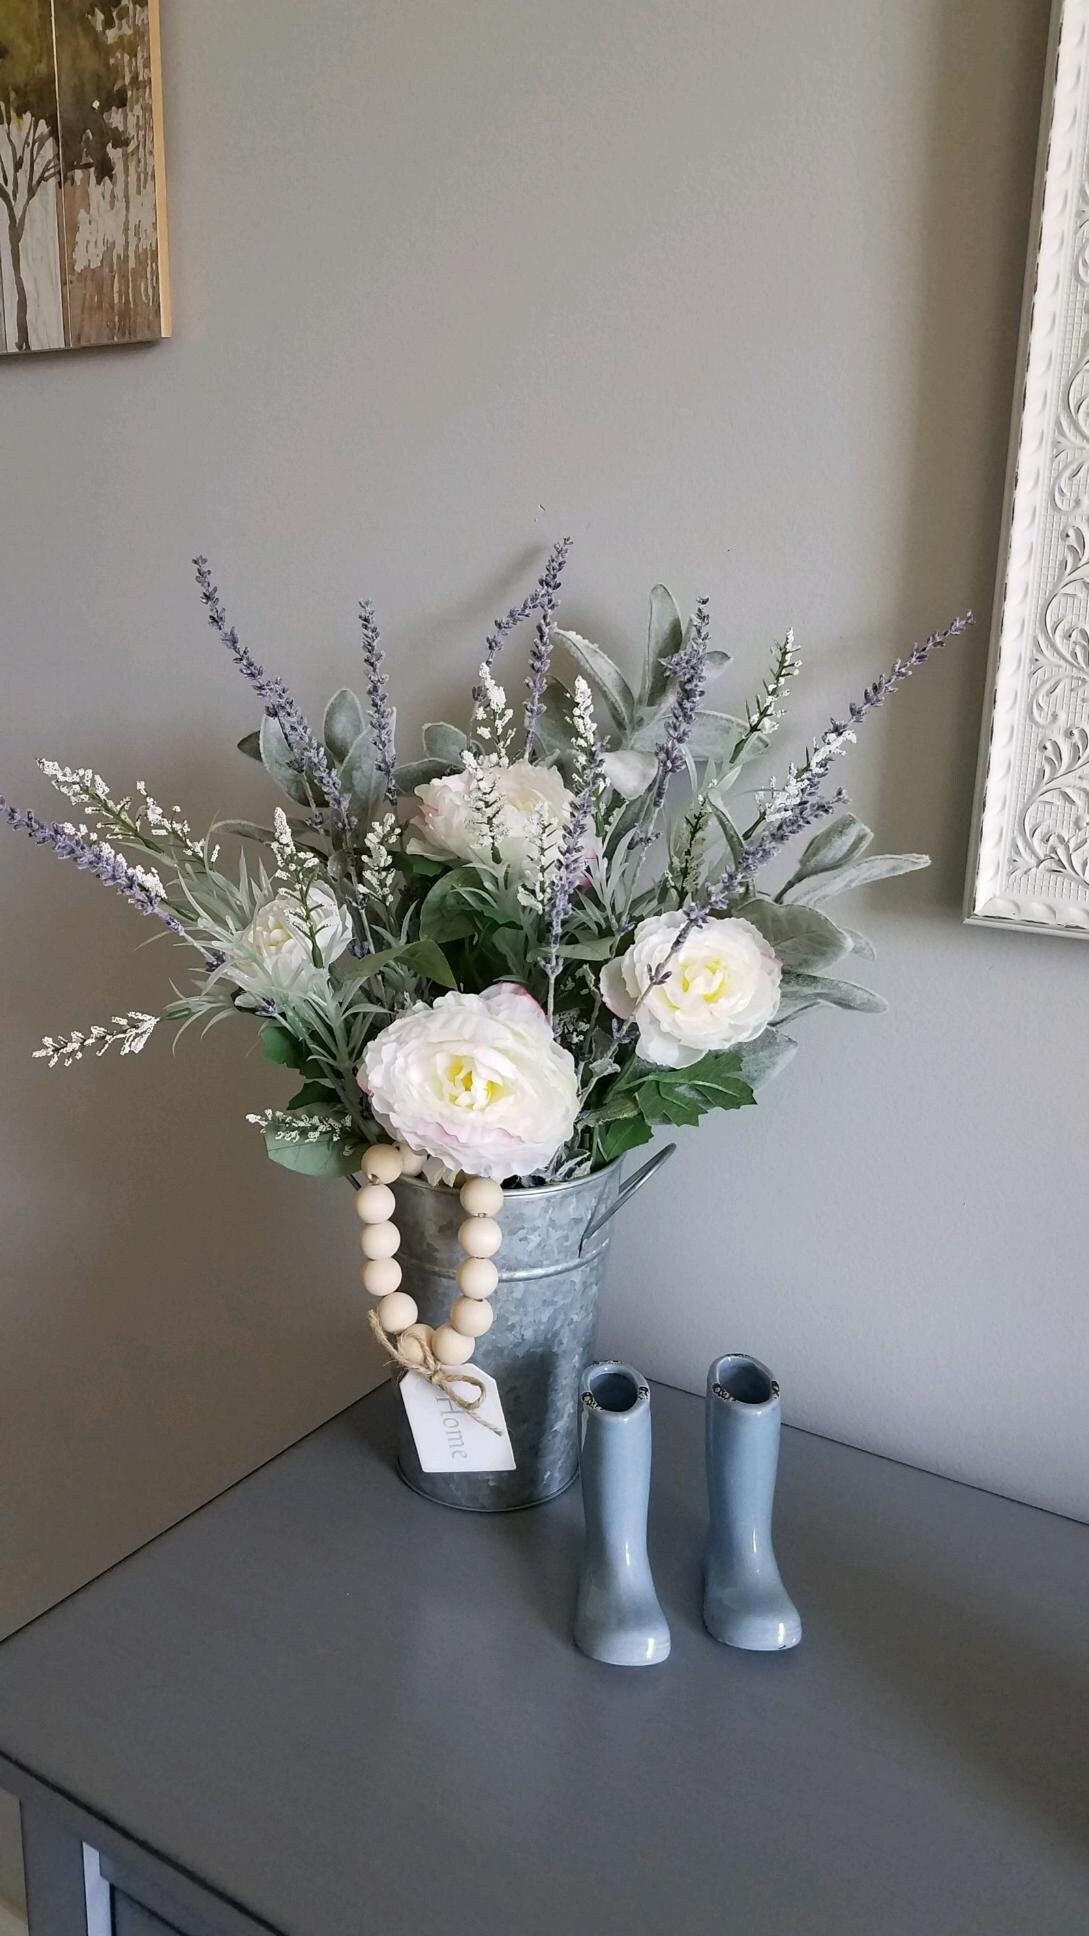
left=1, top=547, right=970, bottom=1185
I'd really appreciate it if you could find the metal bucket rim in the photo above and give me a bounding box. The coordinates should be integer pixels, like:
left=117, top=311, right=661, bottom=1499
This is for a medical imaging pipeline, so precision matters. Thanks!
left=392, top=1156, right=624, bottom=1203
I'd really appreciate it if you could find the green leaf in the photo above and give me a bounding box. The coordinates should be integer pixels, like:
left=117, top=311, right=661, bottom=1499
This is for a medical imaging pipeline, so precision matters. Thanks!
left=323, top=688, right=367, bottom=763
left=553, top=628, right=636, bottom=732
left=640, top=1084, right=703, bottom=1127
left=783, top=851, right=929, bottom=906
left=260, top=713, right=313, bottom=805
left=598, top=1114, right=655, bottom=1162
left=422, top=722, right=468, bottom=765
left=263, top=1131, right=363, bottom=1179
left=286, top=1080, right=337, bottom=1110
left=343, top=937, right=457, bottom=990
left=394, top=851, right=446, bottom=880
left=779, top=814, right=873, bottom=897
left=741, top=897, right=852, bottom=973
left=260, top=1023, right=310, bottom=1069
left=237, top=730, right=263, bottom=763
left=731, top=1028, right=798, bottom=1088
left=585, top=1091, right=642, bottom=1126
left=487, top=927, right=532, bottom=979
left=418, top=867, right=485, bottom=943
left=644, top=584, right=684, bottom=705
left=777, top=970, right=888, bottom=1015
left=623, top=1052, right=756, bottom=1133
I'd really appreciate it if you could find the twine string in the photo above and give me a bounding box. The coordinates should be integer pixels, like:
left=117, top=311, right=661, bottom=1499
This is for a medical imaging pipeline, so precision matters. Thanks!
left=368, top=1309, right=503, bottom=1435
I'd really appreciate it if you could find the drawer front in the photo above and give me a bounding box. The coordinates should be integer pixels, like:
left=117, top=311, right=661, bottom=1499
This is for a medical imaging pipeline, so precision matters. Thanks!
left=112, top=1892, right=184, bottom=1936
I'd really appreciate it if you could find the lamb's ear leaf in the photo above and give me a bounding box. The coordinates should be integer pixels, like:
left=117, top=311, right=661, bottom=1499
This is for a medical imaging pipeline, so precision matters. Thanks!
left=552, top=629, right=636, bottom=732
left=421, top=723, right=468, bottom=765
left=731, top=1027, right=798, bottom=1088
left=259, top=713, right=314, bottom=804
left=263, top=1131, right=363, bottom=1178
left=839, top=925, right=876, bottom=961
left=783, top=851, right=929, bottom=906
left=237, top=730, right=263, bottom=762
left=627, top=696, right=745, bottom=762
left=339, top=731, right=384, bottom=818
left=740, top=897, right=852, bottom=973
left=394, top=756, right=458, bottom=793
left=777, top=969, right=888, bottom=1015
left=532, top=680, right=577, bottom=771
left=778, top=814, right=873, bottom=896
left=323, top=688, right=367, bottom=763
left=685, top=710, right=748, bottom=763
left=644, top=585, right=684, bottom=704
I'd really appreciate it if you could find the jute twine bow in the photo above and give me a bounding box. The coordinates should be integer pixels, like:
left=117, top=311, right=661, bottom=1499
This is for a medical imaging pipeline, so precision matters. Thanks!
left=368, top=1308, right=502, bottom=1435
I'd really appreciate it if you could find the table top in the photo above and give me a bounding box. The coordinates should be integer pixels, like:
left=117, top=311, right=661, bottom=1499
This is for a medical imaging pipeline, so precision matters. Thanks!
left=1, top=1382, right=1087, bottom=1936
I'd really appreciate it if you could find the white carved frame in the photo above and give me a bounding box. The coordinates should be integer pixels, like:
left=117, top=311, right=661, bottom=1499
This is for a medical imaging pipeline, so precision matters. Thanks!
left=967, top=0, right=1089, bottom=933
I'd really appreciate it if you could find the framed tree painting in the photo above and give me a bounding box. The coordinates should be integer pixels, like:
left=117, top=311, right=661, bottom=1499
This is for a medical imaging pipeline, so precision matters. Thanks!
left=0, top=0, right=169, bottom=354
left=967, top=0, right=1089, bottom=934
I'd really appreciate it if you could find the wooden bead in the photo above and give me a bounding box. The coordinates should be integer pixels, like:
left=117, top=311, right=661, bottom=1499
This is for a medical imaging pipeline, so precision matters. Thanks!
left=355, top=1182, right=396, bottom=1224
left=456, top=1256, right=499, bottom=1300
left=377, top=1290, right=418, bottom=1334
left=363, top=1145, right=403, bottom=1184
left=361, top=1257, right=402, bottom=1297
left=458, top=1216, right=501, bottom=1259
left=360, top=1221, right=401, bottom=1260
left=396, top=1144, right=427, bottom=1176
left=459, top=1176, right=504, bottom=1217
left=451, top=1296, right=494, bottom=1338
left=398, top=1321, right=434, bottom=1364
left=431, top=1324, right=476, bottom=1366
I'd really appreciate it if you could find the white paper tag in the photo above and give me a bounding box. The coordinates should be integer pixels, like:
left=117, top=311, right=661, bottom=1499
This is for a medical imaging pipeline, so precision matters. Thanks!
left=400, top=1367, right=517, bottom=1474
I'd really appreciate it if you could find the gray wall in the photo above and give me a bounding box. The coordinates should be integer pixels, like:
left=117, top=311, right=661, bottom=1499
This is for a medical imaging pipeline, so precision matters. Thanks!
left=0, top=0, right=1075, bottom=1907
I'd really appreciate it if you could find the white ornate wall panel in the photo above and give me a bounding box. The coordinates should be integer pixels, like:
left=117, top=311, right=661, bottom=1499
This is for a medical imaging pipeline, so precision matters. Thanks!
left=968, top=0, right=1089, bottom=932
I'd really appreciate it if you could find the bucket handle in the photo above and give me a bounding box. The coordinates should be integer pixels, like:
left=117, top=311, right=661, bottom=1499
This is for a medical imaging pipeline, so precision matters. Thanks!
left=580, top=1142, right=677, bottom=1252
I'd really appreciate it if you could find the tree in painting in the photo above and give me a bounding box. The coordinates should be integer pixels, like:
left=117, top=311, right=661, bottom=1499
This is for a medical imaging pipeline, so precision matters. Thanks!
left=0, top=0, right=159, bottom=353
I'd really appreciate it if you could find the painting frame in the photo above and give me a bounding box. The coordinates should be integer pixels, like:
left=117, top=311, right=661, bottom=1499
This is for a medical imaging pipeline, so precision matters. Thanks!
left=966, top=0, right=1089, bottom=935
left=0, top=0, right=170, bottom=356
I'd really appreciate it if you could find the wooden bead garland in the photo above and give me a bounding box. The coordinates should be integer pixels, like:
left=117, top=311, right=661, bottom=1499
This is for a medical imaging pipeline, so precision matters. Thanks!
left=356, top=1144, right=505, bottom=1424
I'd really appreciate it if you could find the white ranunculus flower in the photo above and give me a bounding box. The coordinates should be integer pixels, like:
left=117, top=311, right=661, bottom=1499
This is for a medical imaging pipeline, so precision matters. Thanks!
left=227, top=887, right=353, bottom=999
left=406, top=758, right=576, bottom=876
left=601, top=911, right=781, bottom=1069
left=360, top=983, right=579, bottom=1181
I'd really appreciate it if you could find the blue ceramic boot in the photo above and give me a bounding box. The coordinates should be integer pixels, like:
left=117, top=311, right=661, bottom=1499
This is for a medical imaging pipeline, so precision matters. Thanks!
left=703, top=1354, right=801, bottom=1652
left=574, top=1362, right=671, bottom=1667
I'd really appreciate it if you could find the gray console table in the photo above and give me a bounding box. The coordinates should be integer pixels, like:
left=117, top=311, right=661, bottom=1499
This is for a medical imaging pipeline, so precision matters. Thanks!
left=1, top=1383, right=1087, bottom=1935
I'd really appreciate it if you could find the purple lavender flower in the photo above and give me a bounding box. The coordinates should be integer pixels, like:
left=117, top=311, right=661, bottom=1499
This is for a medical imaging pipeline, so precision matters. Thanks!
left=756, top=612, right=975, bottom=838
left=473, top=539, right=573, bottom=716
left=357, top=600, right=398, bottom=806
left=524, top=537, right=573, bottom=746
left=543, top=742, right=603, bottom=988
left=0, top=801, right=184, bottom=932
left=845, top=613, right=974, bottom=724
left=637, top=595, right=714, bottom=836
left=696, top=789, right=845, bottom=922
left=193, top=558, right=351, bottom=829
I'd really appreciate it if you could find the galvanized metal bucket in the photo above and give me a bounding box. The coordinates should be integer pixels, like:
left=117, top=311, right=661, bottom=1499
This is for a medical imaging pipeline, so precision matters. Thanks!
left=391, top=1145, right=674, bottom=1511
